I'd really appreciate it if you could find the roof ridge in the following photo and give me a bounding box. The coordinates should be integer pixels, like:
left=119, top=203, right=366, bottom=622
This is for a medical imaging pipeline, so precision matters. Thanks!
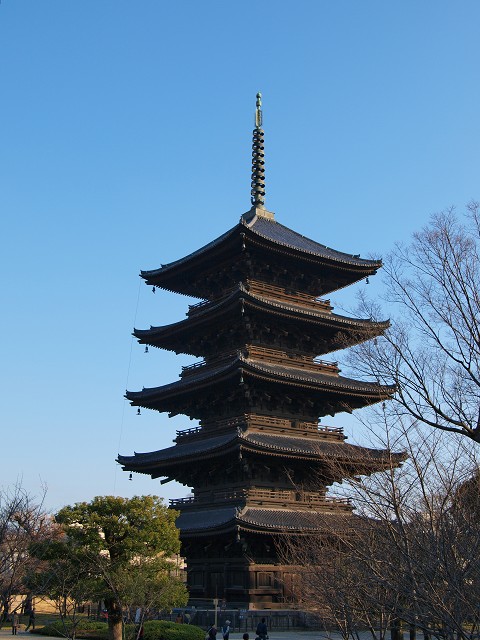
left=248, top=216, right=382, bottom=267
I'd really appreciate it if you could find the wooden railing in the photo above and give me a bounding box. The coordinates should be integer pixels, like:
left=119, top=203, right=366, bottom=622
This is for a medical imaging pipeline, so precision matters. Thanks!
left=175, top=415, right=345, bottom=440
left=185, top=281, right=333, bottom=316
left=247, top=414, right=314, bottom=430
left=175, top=425, right=203, bottom=439
left=246, top=280, right=332, bottom=312
left=169, top=489, right=352, bottom=509
left=247, top=345, right=339, bottom=375
left=187, top=284, right=239, bottom=316
left=179, top=347, right=339, bottom=379
left=180, top=350, right=238, bottom=377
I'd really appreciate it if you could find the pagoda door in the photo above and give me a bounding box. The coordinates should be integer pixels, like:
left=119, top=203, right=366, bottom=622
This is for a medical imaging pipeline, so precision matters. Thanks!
left=209, top=572, right=225, bottom=598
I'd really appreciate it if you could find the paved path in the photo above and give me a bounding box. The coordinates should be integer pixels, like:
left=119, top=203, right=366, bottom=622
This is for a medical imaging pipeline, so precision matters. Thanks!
left=0, top=629, right=372, bottom=640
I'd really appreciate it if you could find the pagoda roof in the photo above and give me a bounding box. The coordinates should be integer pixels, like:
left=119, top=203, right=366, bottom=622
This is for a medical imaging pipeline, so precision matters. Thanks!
left=126, top=354, right=395, bottom=418
left=117, top=430, right=403, bottom=476
left=244, top=215, right=379, bottom=268
left=141, top=214, right=381, bottom=297
left=134, top=284, right=388, bottom=356
left=176, top=505, right=349, bottom=536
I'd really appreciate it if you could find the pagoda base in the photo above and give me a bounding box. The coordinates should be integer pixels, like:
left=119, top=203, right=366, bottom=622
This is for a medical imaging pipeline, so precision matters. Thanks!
left=184, top=534, right=302, bottom=609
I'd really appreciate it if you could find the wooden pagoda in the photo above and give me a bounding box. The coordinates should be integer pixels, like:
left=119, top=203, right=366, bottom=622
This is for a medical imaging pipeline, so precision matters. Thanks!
left=118, top=94, right=401, bottom=609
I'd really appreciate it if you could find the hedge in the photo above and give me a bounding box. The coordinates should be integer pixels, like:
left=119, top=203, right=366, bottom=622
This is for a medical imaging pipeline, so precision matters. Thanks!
left=36, top=619, right=205, bottom=640
left=36, top=620, right=109, bottom=638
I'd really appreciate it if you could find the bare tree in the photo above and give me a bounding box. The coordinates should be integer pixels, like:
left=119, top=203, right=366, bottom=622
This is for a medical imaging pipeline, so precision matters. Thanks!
left=350, top=202, right=480, bottom=442
left=0, top=483, right=51, bottom=627
left=26, top=535, right=101, bottom=640
left=280, top=419, right=480, bottom=640
left=278, top=518, right=399, bottom=640
left=281, top=203, right=480, bottom=636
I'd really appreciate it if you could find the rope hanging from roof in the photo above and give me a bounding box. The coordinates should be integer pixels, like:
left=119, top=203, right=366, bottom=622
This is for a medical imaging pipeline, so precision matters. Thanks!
left=251, top=92, right=266, bottom=208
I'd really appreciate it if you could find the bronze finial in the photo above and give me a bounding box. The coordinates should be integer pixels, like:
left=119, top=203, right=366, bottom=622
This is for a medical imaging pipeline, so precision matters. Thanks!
left=251, top=92, right=266, bottom=208
left=255, top=92, right=263, bottom=128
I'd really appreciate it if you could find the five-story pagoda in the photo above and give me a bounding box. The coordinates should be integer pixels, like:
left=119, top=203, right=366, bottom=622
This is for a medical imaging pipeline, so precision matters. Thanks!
left=118, top=94, right=400, bottom=609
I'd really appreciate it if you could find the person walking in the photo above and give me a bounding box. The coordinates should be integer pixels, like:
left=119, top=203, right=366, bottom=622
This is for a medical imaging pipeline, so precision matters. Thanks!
left=25, top=608, right=36, bottom=632
left=207, top=624, right=217, bottom=640
left=255, top=617, right=268, bottom=640
left=222, top=620, right=231, bottom=640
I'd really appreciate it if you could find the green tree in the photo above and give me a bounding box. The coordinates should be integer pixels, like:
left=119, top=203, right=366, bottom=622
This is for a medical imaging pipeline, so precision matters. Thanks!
left=48, top=496, right=187, bottom=640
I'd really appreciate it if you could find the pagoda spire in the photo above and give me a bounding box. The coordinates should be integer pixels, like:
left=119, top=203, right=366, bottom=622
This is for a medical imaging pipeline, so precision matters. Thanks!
left=244, top=92, right=274, bottom=222
left=251, top=92, right=266, bottom=208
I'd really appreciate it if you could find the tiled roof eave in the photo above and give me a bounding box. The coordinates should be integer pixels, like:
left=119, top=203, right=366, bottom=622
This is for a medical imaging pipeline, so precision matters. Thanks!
left=241, top=358, right=396, bottom=397
left=126, top=355, right=395, bottom=406
left=237, top=512, right=348, bottom=535
left=239, top=432, right=405, bottom=464
left=140, top=224, right=241, bottom=279
left=119, top=447, right=381, bottom=472
left=118, top=430, right=406, bottom=473
left=134, top=287, right=389, bottom=341
left=243, top=217, right=382, bottom=270
left=133, top=288, right=244, bottom=339
left=249, top=292, right=389, bottom=329
left=140, top=217, right=381, bottom=284
left=177, top=506, right=349, bottom=536
left=245, top=233, right=377, bottom=273
left=117, top=432, right=239, bottom=467
left=126, top=358, right=240, bottom=401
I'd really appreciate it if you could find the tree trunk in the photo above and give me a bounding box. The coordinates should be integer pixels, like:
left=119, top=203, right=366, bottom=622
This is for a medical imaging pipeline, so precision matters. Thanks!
left=1, top=599, right=9, bottom=625
left=105, top=599, right=123, bottom=640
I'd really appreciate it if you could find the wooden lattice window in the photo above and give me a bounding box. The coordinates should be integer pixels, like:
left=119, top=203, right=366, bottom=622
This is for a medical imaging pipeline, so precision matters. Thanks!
left=257, top=572, right=274, bottom=587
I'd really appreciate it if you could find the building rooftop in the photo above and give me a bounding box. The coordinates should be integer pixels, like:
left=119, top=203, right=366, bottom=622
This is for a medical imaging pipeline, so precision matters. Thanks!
left=141, top=214, right=381, bottom=287
left=134, top=284, right=389, bottom=356
left=126, top=354, right=394, bottom=405
left=176, top=505, right=352, bottom=535
left=118, top=430, right=404, bottom=472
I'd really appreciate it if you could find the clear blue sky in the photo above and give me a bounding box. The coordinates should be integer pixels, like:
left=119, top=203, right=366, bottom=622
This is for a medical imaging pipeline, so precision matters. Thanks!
left=1, top=1, right=479, bottom=512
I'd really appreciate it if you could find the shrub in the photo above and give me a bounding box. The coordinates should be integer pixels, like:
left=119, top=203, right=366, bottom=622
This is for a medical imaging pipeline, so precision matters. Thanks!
left=35, top=619, right=205, bottom=640
left=36, top=620, right=108, bottom=638
left=37, top=620, right=204, bottom=640
left=142, top=621, right=204, bottom=640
